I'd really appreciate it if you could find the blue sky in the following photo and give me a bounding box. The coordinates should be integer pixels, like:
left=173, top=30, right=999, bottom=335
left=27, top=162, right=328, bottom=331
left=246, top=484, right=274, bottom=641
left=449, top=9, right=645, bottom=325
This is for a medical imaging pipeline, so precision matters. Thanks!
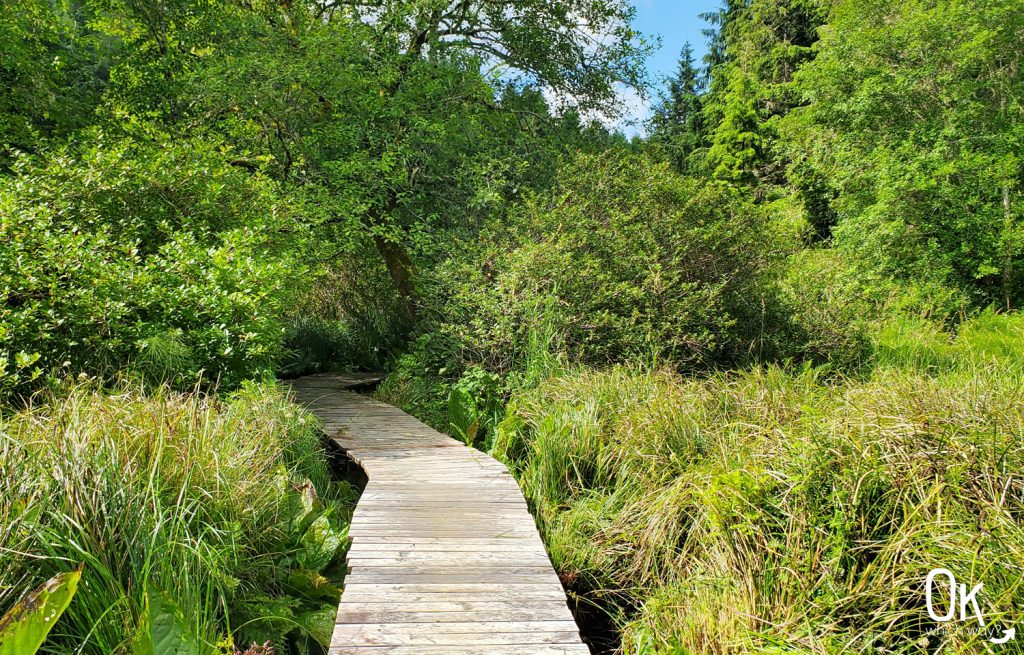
left=616, top=0, right=721, bottom=135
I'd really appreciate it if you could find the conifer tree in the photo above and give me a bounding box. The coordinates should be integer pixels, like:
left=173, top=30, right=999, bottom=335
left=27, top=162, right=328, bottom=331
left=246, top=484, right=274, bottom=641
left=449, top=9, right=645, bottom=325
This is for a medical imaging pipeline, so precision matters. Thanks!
left=648, top=43, right=705, bottom=173
left=699, top=0, right=748, bottom=87
left=707, top=70, right=762, bottom=185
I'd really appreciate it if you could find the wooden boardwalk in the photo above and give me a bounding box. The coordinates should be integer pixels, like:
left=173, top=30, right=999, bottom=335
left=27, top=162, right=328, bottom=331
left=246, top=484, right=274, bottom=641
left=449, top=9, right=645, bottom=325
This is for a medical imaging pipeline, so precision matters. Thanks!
left=289, top=374, right=588, bottom=655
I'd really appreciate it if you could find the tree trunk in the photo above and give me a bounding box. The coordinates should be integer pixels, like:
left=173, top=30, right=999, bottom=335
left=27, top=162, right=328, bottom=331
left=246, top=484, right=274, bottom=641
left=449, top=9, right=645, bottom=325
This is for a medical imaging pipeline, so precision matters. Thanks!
left=355, top=11, right=442, bottom=326
left=373, top=234, right=417, bottom=324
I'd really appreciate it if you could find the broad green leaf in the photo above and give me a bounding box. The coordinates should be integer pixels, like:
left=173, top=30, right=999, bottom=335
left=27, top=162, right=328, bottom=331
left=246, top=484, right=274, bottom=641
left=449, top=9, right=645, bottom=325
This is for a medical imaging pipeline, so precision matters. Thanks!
left=281, top=479, right=320, bottom=539
left=231, top=594, right=297, bottom=650
left=0, top=565, right=82, bottom=655
left=294, top=604, right=337, bottom=647
left=132, top=591, right=202, bottom=655
left=296, top=514, right=345, bottom=572
left=448, top=387, right=479, bottom=446
left=285, top=570, right=341, bottom=604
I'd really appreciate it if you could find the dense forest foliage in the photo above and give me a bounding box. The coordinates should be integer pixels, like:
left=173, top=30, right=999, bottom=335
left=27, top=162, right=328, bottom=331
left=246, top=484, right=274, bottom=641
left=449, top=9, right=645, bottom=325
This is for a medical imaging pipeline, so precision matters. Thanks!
left=1, top=0, right=1023, bottom=653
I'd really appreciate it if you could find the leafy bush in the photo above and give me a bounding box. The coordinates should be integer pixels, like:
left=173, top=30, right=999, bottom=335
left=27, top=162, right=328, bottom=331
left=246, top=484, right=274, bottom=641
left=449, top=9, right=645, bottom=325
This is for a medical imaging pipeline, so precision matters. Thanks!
left=495, top=313, right=1024, bottom=653
left=777, top=248, right=872, bottom=368
left=0, top=0, right=103, bottom=157
left=0, top=381, right=354, bottom=655
left=278, top=253, right=407, bottom=377
left=0, top=130, right=305, bottom=400
left=425, top=151, right=782, bottom=374
left=374, top=332, right=461, bottom=432
left=279, top=317, right=358, bottom=378
left=873, top=309, right=1024, bottom=374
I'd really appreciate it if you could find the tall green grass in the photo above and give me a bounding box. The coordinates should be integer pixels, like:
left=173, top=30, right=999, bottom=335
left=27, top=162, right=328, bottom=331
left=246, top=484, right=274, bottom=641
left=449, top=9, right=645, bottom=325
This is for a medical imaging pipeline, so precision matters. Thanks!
left=494, top=313, right=1024, bottom=653
left=872, top=309, right=1024, bottom=373
left=0, top=381, right=354, bottom=655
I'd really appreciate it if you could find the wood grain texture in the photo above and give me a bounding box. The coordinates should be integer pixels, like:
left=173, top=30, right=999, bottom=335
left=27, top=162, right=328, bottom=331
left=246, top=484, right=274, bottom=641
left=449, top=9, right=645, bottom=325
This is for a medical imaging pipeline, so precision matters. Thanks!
left=289, top=374, right=587, bottom=655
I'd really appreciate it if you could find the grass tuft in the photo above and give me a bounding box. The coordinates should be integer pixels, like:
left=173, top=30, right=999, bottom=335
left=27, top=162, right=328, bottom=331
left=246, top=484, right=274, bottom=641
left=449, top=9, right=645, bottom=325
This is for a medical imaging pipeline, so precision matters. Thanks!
left=0, top=380, right=354, bottom=655
left=496, top=313, right=1024, bottom=654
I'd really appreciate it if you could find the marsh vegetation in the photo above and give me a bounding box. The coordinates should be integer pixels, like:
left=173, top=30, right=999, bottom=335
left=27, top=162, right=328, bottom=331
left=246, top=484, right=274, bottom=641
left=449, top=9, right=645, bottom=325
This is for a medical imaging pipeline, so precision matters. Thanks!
left=2, top=0, right=1023, bottom=652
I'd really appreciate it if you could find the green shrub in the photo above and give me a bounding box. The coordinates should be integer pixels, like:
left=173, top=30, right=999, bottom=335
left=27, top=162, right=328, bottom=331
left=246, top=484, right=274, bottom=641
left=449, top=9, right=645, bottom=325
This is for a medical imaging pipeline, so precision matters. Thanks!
left=279, top=317, right=354, bottom=377
left=777, top=248, right=872, bottom=368
left=374, top=301, right=561, bottom=442
left=873, top=309, right=1024, bottom=375
left=955, top=309, right=1024, bottom=362
left=135, top=329, right=198, bottom=386
left=0, top=130, right=305, bottom=401
left=373, top=332, right=459, bottom=432
left=777, top=248, right=992, bottom=371
left=787, top=0, right=1024, bottom=311
left=278, top=252, right=409, bottom=377
left=425, top=151, right=782, bottom=373
left=0, top=381, right=354, bottom=655
left=447, top=366, right=503, bottom=449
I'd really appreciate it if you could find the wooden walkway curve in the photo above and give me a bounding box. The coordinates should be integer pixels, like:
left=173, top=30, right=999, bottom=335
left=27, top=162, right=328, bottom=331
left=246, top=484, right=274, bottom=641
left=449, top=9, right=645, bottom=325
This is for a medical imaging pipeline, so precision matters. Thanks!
left=289, top=374, right=589, bottom=655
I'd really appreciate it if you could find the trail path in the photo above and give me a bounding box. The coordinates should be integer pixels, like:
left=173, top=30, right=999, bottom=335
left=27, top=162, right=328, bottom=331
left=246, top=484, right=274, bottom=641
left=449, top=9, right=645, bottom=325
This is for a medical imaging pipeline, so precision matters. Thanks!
left=290, top=374, right=588, bottom=655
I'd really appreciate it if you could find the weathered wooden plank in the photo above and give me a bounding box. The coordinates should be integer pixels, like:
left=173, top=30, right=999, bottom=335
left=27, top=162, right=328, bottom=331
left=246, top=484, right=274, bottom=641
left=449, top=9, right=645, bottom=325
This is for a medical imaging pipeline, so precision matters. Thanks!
left=331, top=622, right=582, bottom=646
left=288, top=378, right=584, bottom=655
left=331, top=647, right=590, bottom=655
left=347, top=545, right=544, bottom=555
left=339, top=583, right=569, bottom=597
left=336, top=600, right=572, bottom=612
left=344, top=566, right=558, bottom=577
left=351, top=526, right=534, bottom=538
left=350, top=506, right=530, bottom=514
left=345, top=554, right=553, bottom=565
left=333, top=620, right=581, bottom=633
left=337, top=610, right=577, bottom=624
left=342, top=574, right=562, bottom=585
left=331, top=632, right=584, bottom=648
left=349, top=536, right=545, bottom=545
left=354, top=493, right=523, bottom=503
left=349, top=521, right=534, bottom=530
left=347, top=525, right=538, bottom=534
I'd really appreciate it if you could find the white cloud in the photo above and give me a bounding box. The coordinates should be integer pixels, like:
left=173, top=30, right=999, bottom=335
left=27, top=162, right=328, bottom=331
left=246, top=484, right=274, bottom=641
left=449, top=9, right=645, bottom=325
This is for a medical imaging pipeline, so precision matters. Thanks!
left=542, top=82, right=651, bottom=138
left=610, top=84, right=652, bottom=137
